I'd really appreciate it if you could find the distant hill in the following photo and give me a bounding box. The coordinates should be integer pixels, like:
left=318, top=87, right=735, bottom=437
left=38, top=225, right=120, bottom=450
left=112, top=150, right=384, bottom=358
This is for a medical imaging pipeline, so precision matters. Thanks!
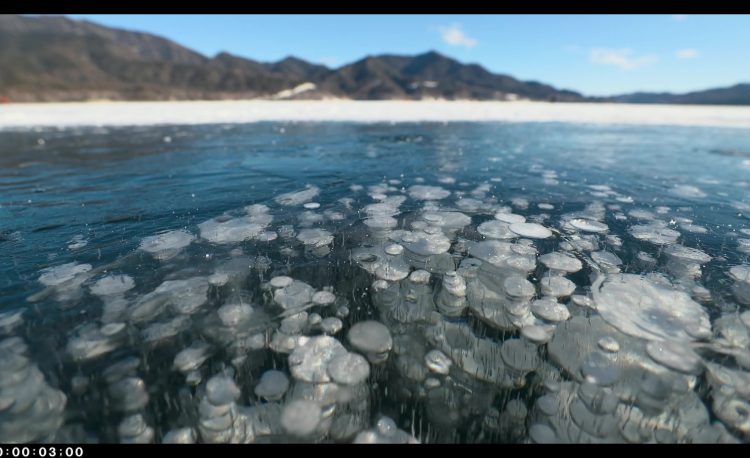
left=609, top=84, right=750, bottom=105
left=0, top=15, right=747, bottom=104
left=0, top=15, right=583, bottom=102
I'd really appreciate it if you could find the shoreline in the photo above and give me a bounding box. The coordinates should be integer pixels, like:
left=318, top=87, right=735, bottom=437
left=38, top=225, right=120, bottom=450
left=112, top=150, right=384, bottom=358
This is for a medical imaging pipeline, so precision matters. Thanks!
left=2, top=100, right=750, bottom=129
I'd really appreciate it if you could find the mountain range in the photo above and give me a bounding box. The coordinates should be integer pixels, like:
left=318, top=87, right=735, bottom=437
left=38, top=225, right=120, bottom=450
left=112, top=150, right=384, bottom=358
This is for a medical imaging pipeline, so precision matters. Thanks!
left=0, top=15, right=747, bottom=105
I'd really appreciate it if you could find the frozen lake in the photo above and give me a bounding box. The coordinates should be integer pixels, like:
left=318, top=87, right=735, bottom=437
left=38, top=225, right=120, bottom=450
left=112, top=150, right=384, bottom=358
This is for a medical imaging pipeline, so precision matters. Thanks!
left=1, top=119, right=750, bottom=443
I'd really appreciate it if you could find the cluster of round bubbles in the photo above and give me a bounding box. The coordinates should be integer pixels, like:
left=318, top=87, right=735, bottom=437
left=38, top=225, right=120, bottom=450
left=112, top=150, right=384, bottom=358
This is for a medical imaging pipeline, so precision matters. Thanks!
left=15, top=173, right=750, bottom=444
left=0, top=339, right=67, bottom=443
left=592, top=274, right=711, bottom=342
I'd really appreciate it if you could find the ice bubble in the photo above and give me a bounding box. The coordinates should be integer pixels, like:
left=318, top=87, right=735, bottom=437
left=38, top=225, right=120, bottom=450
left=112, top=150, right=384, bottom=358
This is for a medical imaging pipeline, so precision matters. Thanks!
left=173, top=342, right=211, bottom=373
left=424, top=349, right=452, bottom=375
left=363, top=196, right=406, bottom=217
left=297, top=210, right=324, bottom=227
left=455, top=198, right=484, bottom=212
left=501, top=338, right=540, bottom=373
left=198, top=216, right=265, bottom=244
left=665, top=245, right=712, bottom=279
left=254, top=370, right=290, bottom=401
left=664, top=244, right=711, bottom=265
left=364, top=216, right=398, bottom=231
left=0, top=336, right=27, bottom=355
left=437, top=271, right=468, bottom=317
left=531, top=298, right=571, bottom=322
left=100, top=322, right=126, bottom=337
left=494, top=212, right=526, bottom=224
left=354, top=245, right=411, bottom=282
left=504, top=275, right=536, bottom=298
left=141, top=316, right=190, bottom=345
left=384, top=243, right=404, bottom=255
left=289, top=336, right=347, bottom=383
left=321, top=317, right=343, bottom=335
left=66, top=329, right=119, bottom=362
left=399, top=229, right=451, bottom=256
left=218, top=303, right=259, bottom=331
left=336, top=305, right=349, bottom=319
left=278, top=225, right=297, bottom=239
left=539, top=276, right=576, bottom=298
left=509, top=222, right=552, bottom=239
left=729, top=265, right=750, bottom=284
left=597, top=336, right=620, bottom=353
left=257, top=231, right=278, bottom=242
left=741, top=311, right=750, bottom=330
left=206, top=375, right=241, bottom=406
left=671, top=185, right=707, bottom=199
left=420, top=211, right=471, bottom=232
left=477, top=220, right=516, bottom=240
left=90, top=275, right=135, bottom=296
left=312, top=290, right=336, bottom=305
left=680, top=223, right=708, bottom=234
left=606, top=234, right=623, bottom=248
left=305, top=313, right=322, bottom=328
left=275, top=185, right=320, bottom=206
left=109, top=377, right=149, bottom=412
left=521, top=325, right=552, bottom=344
left=270, top=276, right=294, bottom=289
left=296, top=228, right=334, bottom=247
left=139, top=229, right=195, bottom=259
left=270, top=332, right=298, bottom=354
left=468, top=241, right=537, bottom=278
left=0, top=310, right=24, bottom=334
left=137, top=277, right=208, bottom=317
left=38, top=262, right=92, bottom=287
left=347, top=321, right=393, bottom=364
left=102, top=357, right=140, bottom=384
left=208, top=273, right=230, bottom=286
left=118, top=414, right=154, bottom=444
left=581, top=351, right=620, bottom=386
left=630, top=224, right=680, bottom=246
left=274, top=280, right=315, bottom=310
left=713, top=396, right=750, bottom=435
left=539, top=252, right=582, bottom=274
left=408, top=185, right=450, bottom=200
left=559, top=234, right=599, bottom=253
left=629, top=209, right=656, bottom=220
left=590, top=251, right=623, bottom=272
left=646, top=341, right=703, bottom=375
left=511, top=197, right=530, bottom=210
left=592, top=274, right=711, bottom=342
left=281, top=399, right=322, bottom=436
left=327, top=353, right=371, bottom=385
left=568, top=218, right=609, bottom=233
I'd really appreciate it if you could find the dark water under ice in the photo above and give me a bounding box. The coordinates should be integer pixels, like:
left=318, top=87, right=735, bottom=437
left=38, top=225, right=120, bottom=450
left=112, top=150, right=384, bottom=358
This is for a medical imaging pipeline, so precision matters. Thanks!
left=1, top=122, right=750, bottom=443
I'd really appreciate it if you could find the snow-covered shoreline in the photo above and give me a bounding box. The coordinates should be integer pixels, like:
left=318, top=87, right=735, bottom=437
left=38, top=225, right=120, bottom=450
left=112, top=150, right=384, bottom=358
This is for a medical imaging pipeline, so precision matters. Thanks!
left=2, top=100, right=750, bottom=129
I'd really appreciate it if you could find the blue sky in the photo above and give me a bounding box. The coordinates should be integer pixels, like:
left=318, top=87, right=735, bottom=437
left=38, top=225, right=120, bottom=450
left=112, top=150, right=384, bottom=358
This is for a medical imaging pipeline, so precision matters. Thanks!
left=69, top=14, right=750, bottom=96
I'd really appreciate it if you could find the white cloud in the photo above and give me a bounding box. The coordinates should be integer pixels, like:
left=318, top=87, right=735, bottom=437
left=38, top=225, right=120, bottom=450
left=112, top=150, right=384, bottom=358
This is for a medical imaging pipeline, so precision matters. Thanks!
left=675, top=48, right=700, bottom=59
left=439, top=24, right=478, bottom=49
left=672, top=14, right=688, bottom=21
left=590, top=48, right=658, bottom=70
